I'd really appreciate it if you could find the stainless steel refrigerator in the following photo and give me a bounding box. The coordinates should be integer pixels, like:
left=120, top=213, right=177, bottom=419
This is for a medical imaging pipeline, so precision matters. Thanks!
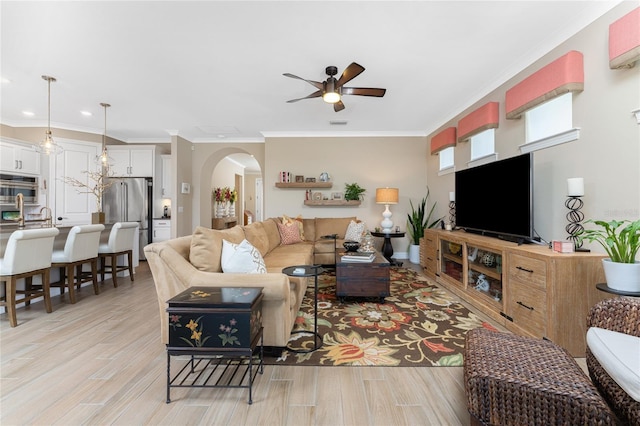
left=103, top=177, right=153, bottom=260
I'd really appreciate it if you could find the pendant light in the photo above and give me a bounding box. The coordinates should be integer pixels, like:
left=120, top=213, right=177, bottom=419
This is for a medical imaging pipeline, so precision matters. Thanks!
left=36, top=75, right=63, bottom=155
left=95, top=102, right=112, bottom=166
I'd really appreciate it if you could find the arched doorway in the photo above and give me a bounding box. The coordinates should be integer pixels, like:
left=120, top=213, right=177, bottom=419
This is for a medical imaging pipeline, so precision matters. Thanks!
left=211, top=152, right=261, bottom=228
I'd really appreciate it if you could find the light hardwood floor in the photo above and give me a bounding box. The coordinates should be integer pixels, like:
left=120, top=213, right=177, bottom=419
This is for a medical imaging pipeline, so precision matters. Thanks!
left=0, top=261, right=515, bottom=425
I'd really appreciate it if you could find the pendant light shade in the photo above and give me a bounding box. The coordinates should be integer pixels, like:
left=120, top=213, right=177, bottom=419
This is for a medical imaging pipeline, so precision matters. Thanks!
left=36, top=75, right=63, bottom=155
left=95, top=102, right=113, bottom=166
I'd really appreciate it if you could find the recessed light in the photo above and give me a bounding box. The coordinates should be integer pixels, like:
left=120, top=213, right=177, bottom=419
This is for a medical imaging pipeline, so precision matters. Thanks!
left=1, top=77, right=10, bottom=84
left=81, top=111, right=92, bottom=116
left=22, top=111, right=35, bottom=116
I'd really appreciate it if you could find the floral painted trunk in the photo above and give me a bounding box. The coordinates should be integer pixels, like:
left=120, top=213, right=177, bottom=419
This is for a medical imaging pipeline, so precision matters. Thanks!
left=166, top=287, right=263, bottom=352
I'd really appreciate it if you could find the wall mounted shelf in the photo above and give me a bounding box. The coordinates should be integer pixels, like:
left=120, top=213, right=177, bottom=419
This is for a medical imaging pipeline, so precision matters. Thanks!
left=304, top=200, right=361, bottom=207
left=275, top=182, right=332, bottom=189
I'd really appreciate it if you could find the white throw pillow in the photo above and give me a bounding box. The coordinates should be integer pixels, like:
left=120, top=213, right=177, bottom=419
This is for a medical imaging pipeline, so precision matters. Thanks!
left=221, top=239, right=267, bottom=274
left=345, top=220, right=367, bottom=243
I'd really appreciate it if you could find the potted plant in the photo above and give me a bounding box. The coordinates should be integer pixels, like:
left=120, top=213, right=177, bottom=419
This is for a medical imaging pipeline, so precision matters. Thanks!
left=406, top=188, right=442, bottom=264
left=344, top=183, right=366, bottom=201
left=578, top=219, right=640, bottom=292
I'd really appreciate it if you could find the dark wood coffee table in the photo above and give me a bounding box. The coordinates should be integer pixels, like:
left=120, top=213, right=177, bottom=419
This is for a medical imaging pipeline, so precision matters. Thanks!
left=335, top=251, right=390, bottom=303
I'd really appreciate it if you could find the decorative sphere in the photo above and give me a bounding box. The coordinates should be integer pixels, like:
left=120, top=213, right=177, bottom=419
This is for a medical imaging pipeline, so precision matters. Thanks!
left=481, top=252, right=496, bottom=267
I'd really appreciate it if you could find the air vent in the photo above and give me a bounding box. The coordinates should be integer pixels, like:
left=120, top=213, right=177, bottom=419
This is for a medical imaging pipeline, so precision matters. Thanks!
left=329, top=120, right=348, bottom=126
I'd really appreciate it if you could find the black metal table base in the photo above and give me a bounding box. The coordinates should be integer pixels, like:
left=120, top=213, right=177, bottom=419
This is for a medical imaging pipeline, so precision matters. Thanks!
left=286, top=330, right=323, bottom=353
left=166, top=331, right=263, bottom=404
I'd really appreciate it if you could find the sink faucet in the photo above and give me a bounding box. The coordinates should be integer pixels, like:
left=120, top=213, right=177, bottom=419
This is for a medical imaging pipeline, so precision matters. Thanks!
left=15, top=193, right=25, bottom=228
left=39, top=206, right=53, bottom=227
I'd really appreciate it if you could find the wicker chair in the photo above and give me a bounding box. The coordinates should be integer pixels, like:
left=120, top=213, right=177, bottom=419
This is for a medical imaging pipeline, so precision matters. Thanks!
left=586, top=297, right=640, bottom=426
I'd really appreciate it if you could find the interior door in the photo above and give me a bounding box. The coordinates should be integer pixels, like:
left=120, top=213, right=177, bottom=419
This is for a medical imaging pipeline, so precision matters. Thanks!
left=51, top=139, right=99, bottom=226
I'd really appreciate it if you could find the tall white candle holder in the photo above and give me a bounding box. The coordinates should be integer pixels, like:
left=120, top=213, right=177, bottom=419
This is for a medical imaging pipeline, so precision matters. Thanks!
left=565, top=178, right=589, bottom=251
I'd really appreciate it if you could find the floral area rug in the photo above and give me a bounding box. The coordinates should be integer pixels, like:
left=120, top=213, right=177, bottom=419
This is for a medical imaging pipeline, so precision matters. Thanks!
left=264, top=267, right=497, bottom=366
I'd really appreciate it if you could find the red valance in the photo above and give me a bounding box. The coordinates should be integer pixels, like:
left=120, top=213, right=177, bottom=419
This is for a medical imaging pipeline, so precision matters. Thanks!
left=609, top=7, right=640, bottom=69
left=457, top=102, right=499, bottom=142
left=430, top=127, right=457, bottom=155
left=505, top=51, right=584, bottom=119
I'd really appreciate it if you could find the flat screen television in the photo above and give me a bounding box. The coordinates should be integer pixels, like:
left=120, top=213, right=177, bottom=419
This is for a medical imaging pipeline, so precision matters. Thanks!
left=455, top=153, right=535, bottom=243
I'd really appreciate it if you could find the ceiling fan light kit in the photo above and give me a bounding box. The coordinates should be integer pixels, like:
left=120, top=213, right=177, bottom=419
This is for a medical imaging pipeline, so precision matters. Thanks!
left=284, top=62, right=386, bottom=112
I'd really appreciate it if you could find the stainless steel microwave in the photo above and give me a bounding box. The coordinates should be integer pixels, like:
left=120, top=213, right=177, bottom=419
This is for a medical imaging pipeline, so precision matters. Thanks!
left=0, top=174, right=39, bottom=204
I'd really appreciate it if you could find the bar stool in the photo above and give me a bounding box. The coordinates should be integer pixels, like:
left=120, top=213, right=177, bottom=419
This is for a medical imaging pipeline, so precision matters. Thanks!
left=50, top=224, right=105, bottom=304
left=98, top=222, right=138, bottom=288
left=0, top=227, right=60, bottom=327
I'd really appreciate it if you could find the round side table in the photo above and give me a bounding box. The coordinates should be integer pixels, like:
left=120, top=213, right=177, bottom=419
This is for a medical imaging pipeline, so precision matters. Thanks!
left=370, top=231, right=405, bottom=265
left=282, top=265, right=325, bottom=352
left=595, top=283, right=640, bottom=297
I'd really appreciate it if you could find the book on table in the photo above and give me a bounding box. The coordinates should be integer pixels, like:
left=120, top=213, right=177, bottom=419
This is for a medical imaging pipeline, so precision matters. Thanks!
left=340, top=252, right=375, bottom=262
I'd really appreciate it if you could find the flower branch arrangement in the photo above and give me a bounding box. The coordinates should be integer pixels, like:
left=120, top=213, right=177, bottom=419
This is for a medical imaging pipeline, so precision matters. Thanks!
left=62, top=169, right=119, bottom=213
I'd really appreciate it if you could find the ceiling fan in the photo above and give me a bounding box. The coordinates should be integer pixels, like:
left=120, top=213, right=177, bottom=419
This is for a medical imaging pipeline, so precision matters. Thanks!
left=283, top=62, right=386, bottom=112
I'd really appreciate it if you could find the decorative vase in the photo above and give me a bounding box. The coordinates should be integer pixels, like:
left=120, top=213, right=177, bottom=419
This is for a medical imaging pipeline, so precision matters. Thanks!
left=409, top=244, right=420, bottom=264
left=216, top=202, right=225, bottom=218
left=602, top=259, right=640, bottom=292
left=229, top=203, right=235, bottom=216
left=92, top=212, right=105, bottom=224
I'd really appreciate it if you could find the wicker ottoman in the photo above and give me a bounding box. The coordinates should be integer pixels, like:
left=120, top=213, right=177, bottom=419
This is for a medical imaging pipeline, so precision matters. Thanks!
left=464, top=329, right=616, bottom=426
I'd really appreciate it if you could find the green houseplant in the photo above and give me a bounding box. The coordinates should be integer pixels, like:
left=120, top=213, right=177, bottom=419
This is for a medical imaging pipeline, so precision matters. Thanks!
left=406, top=188, right=442, bottom=263
left=344, top=183, right=366, bottom=201
left=578, top=218, right=640, bottom=292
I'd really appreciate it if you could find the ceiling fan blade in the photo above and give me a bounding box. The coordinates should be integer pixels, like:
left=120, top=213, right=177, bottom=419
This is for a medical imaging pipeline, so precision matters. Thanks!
left=336, top=62, right=365, bottom=88
left=286, top=90, right=322, bottom=103
left=334, top=101, right=345, bottom=112
left=283, top=73, right=323, bottom=90
left=341, top=87, right=386, bottom=97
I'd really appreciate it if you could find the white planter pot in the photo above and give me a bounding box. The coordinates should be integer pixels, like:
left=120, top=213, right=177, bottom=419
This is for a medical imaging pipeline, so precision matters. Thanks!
left=602, top=258, right=640, bottom=292
left=409, top=244, right=420, bottom=264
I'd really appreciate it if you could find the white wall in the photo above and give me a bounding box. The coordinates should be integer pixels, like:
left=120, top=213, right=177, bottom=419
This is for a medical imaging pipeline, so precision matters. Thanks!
left=426, top=2, right=640, bottom=254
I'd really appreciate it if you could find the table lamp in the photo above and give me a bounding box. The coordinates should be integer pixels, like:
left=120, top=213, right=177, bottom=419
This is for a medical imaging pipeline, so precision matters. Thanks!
left=376, top=187, right=399, bottom=233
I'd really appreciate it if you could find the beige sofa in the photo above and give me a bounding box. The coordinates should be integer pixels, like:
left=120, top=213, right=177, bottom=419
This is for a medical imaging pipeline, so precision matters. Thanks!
left=144, top=216, right=357, bottom=349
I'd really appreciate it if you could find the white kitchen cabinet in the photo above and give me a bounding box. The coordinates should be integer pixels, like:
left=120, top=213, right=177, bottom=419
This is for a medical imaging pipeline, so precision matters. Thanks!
left=152, top=218, right=171, bottom=242
left=161, top=154, right=172, bottom=198
left=0, top=140, right=41, bottom=175
left=108, top=146, right=155, bottom=177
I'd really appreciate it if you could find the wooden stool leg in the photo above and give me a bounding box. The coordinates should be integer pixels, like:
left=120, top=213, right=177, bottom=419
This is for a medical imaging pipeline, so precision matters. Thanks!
left=91, top=259, right=99, bottom=295
left=25, top=276, right=33, bottom=306
left=7, top=276, right=18, bottom=327
left=99, top=255, right=105, bottom=283
left=111, top=254, right=118, bottom=288
left=66, top=264, right=77, bottom=304
left=59, top=267, right=66, bottom=295
left=43, top=270, right=52, bottom=314
left=127, top=250, right=134, bottom=282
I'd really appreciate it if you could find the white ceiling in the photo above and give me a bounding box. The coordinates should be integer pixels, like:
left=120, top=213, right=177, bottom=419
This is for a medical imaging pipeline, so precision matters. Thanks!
left=1, top=1, right=621, bottom=150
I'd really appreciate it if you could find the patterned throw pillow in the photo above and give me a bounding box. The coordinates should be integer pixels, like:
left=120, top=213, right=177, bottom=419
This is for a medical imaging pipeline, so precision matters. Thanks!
left=282, top=214, right=305, bottom=240
left=277, top=220, right=303, bottom=245
left=345, top=220, right=367, bottom=243
left=221, top=239, right=267, bottom=274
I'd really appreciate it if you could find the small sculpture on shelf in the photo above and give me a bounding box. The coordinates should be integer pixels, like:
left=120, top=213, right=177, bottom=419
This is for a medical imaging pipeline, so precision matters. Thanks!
left=474, top=274, right=490, bottom=292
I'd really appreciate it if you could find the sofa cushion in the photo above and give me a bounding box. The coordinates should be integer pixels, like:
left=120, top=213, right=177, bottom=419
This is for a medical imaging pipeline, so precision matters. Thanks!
left=221, top=239, right=267, bottom=274
left=345, top=220, right=367, bottom=242
left=262, top=218, right=282, bottom=252
left=587, top=326, right=640, bottom=402
left=277, top=220, right=303, bottom=245
left=315, top=217, right=355, bottom=239
left=242, top=221, right=270, bottom=257
left=189, top=225, right=245, bottom=272
left=302, top=218, right=315, bottom=242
